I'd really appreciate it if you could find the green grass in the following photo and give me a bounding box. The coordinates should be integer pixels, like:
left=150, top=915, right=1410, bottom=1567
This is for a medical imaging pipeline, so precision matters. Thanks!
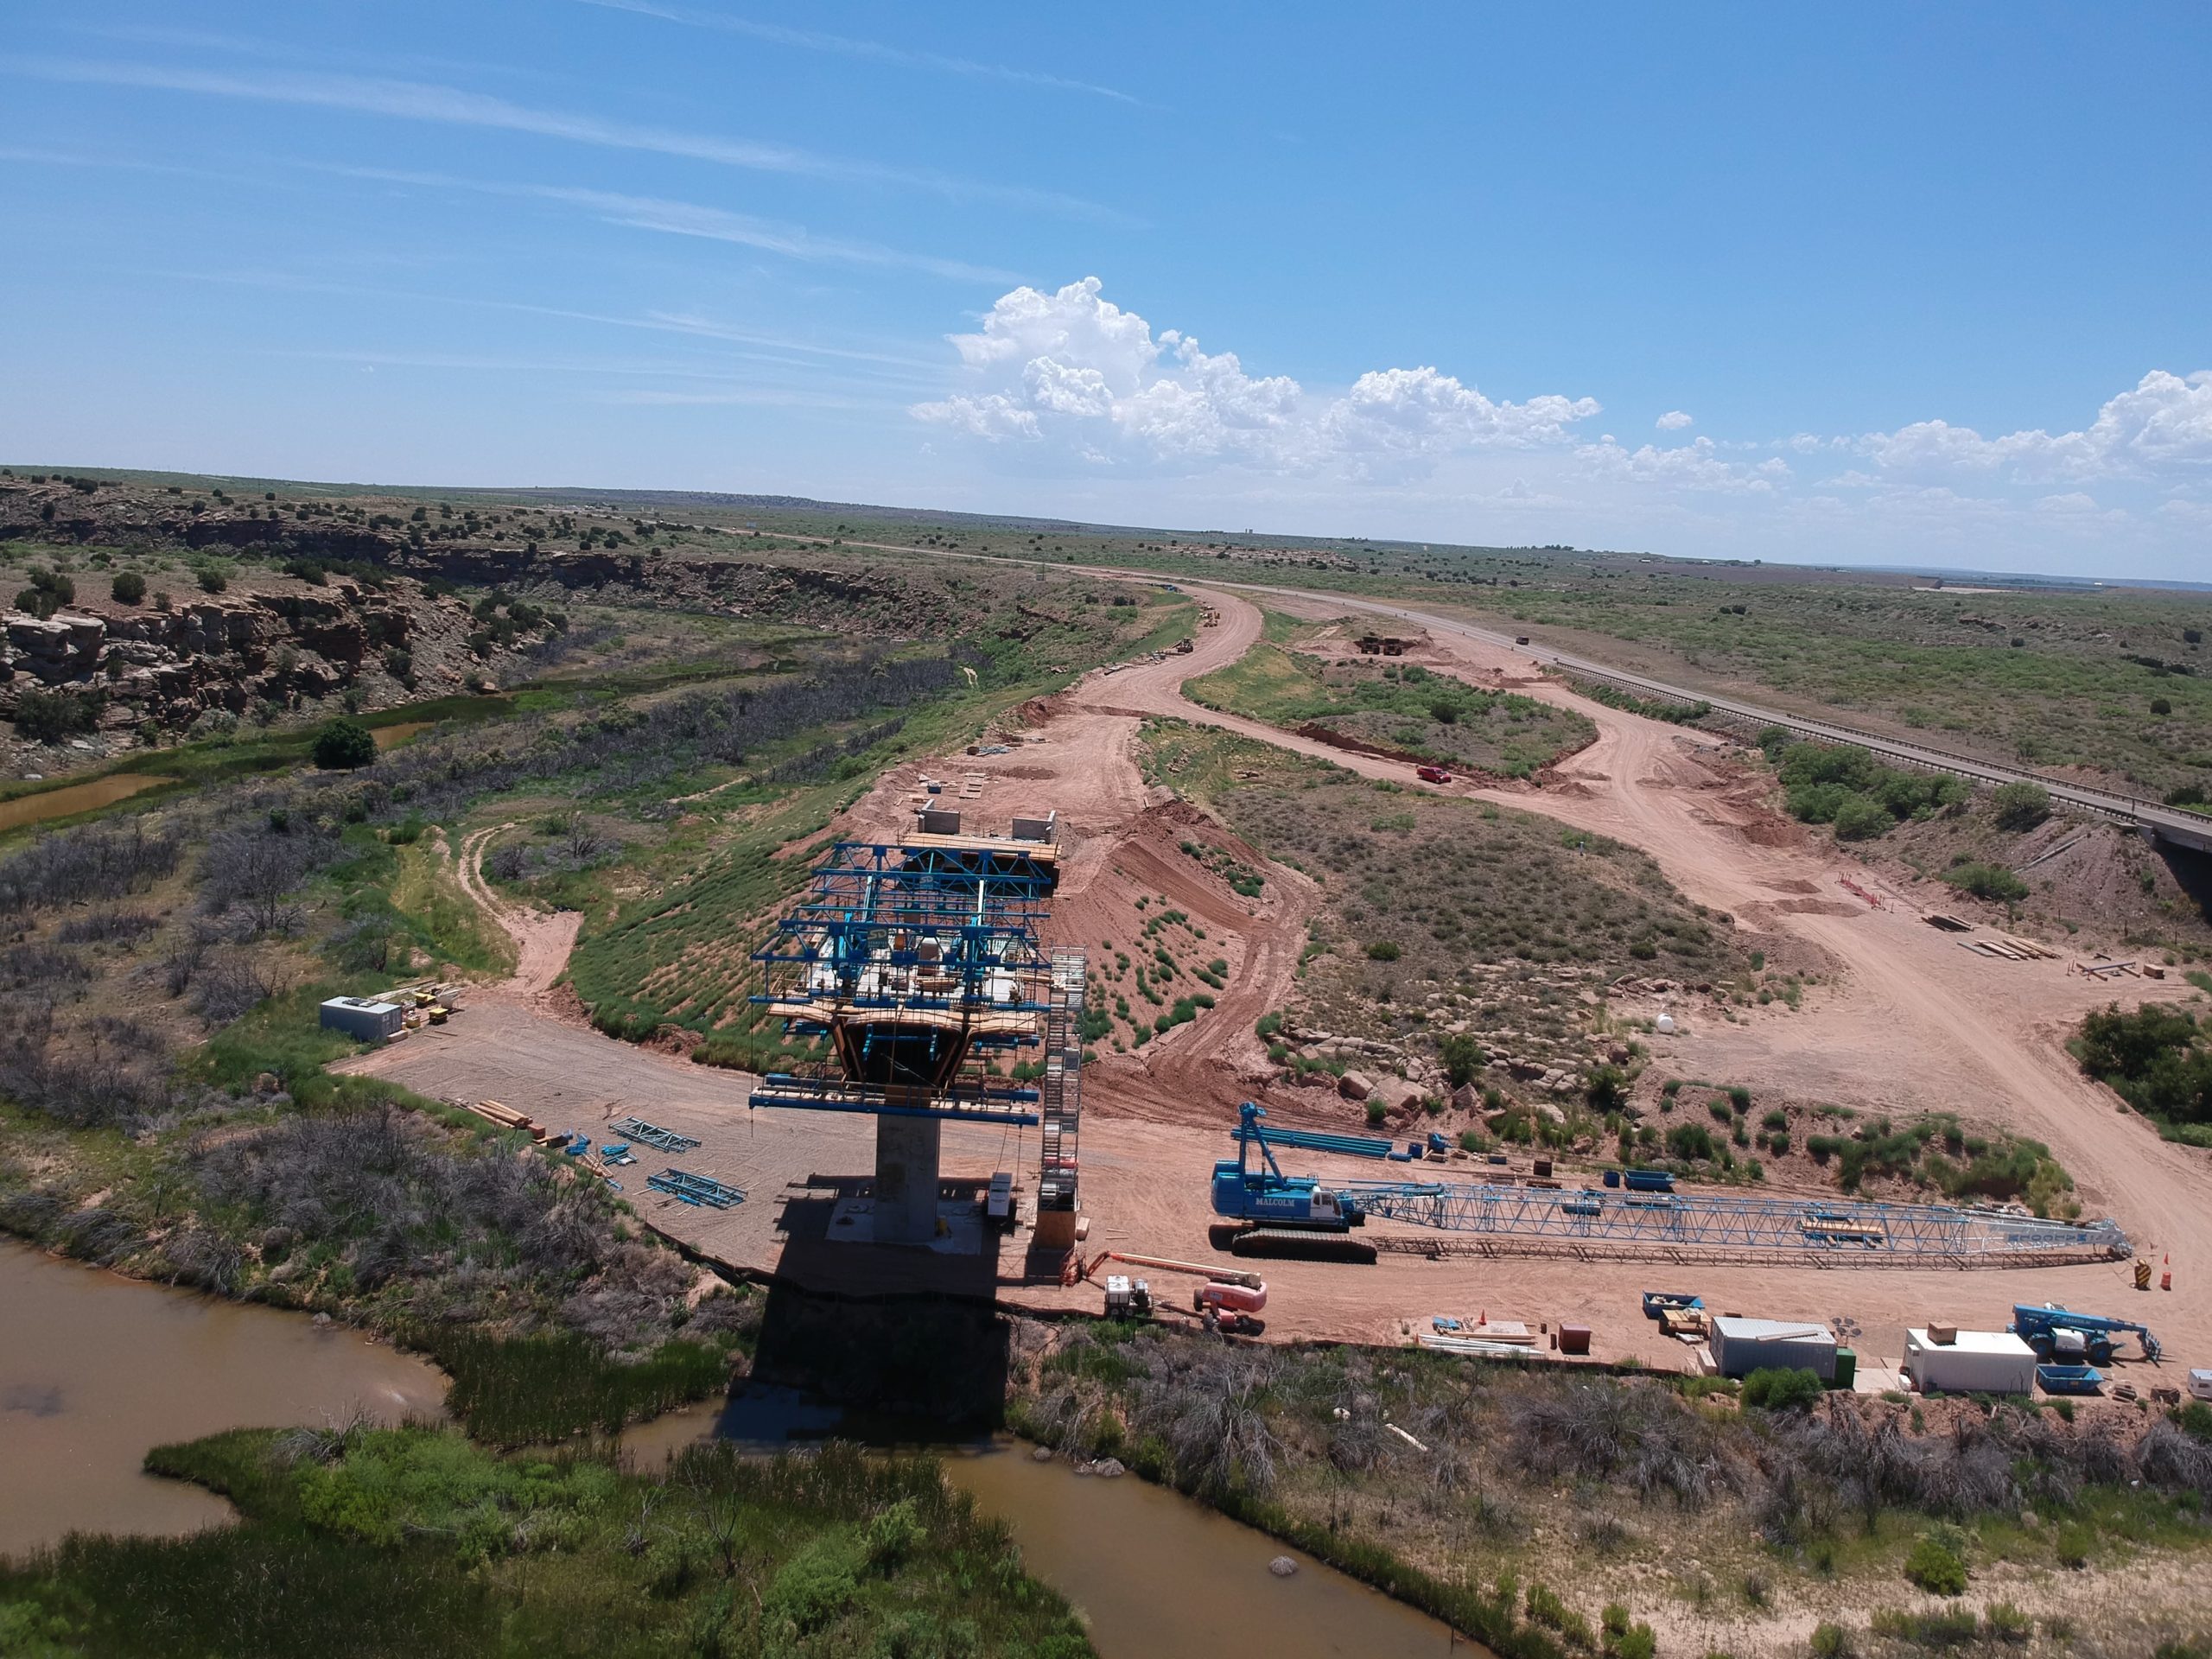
left=426, top=1329, right=734, bottom=1446
left=1185, top=642, right=1593, bottom=779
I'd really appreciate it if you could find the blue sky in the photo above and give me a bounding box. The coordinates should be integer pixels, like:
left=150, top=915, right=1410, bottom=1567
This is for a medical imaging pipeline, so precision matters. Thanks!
left=3, top=4, right=2209, bottom=576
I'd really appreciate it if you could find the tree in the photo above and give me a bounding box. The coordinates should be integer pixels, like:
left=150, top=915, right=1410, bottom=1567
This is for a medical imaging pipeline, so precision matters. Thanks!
left=1989, top=781, right=2050, bottom=832
left=313, top=717, right=378, bottom=771
left=1830, top=794, right=1892, bottom=841
left=110, top=571, right=146, bottom=606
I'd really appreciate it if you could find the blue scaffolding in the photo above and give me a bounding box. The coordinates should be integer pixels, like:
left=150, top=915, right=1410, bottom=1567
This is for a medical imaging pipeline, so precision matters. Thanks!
left=747, top=838, right=1062, bottom=1125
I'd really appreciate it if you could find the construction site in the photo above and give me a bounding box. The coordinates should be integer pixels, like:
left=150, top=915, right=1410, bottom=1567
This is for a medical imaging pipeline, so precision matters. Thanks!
left=339, top=578, right=2212, bottom=1400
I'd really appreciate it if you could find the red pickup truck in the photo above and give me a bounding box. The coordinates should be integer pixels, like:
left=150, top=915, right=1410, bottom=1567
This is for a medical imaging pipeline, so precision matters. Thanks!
left=1415, top=765, right=1452, bottom=785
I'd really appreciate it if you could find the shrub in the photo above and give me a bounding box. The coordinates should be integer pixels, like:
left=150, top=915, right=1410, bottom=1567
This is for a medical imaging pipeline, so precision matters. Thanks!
left=313, top=718, right=378, bottom=771
left=1989, top=781, right=2050, bottom=831
left=12, top=688, right=106, bottom=744
left=1809, top=1622, right=1853, bottom=1659
left=1942, top=861, right=2028, bottom=902
left=1739, top=1367, right=1824, bottom=1411
left=1903, top=1535, right=1967, bottom=1595
left=111, top=570, right=147, bottom=605
left=1667, top=1123, right=1716, bottom=1161
left=196, top=566, right=229, bottom=594
left=1439, top=1032, right=1485, bottom=1088
left=2152, top=697, right=2172, bottom=715
left=1831, top=794, right=1893, bottom=841
left=1364, top=939, right=1401, bottom=961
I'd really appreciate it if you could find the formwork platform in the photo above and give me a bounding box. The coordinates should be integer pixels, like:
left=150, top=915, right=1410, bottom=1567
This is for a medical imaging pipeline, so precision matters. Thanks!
left=746, top=819, right=1086, bottom=1243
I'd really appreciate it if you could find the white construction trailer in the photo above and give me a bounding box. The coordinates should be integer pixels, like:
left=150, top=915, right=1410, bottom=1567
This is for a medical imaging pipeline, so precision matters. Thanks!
left=1905, top=1328, right=2038, bottom=1395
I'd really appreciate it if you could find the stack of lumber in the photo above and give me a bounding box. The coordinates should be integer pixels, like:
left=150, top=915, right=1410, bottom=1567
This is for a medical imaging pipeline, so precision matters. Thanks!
left=466, top=1098, right=548, bottom=1141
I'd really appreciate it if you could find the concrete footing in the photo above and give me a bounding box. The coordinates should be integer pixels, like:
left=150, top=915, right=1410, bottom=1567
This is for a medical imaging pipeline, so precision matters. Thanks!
left=873, top=1115, right=944, bottom=1243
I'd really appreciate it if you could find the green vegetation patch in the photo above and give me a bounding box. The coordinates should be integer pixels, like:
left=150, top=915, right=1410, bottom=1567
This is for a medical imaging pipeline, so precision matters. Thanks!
left=2077, top=1001, right=2212, bottom=1140
left=0, top=1429, right=1089, bottom=1659
left=1767, top=737, right=1967, bottom=840
left=1186, top=642, right=1594, bottom=779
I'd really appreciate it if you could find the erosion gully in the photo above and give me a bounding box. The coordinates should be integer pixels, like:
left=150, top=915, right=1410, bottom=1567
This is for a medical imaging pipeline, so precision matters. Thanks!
left=0, top=1244, right=1469, bottom=1657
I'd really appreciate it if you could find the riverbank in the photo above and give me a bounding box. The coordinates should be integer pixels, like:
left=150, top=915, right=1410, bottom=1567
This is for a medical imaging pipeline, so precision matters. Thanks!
left=1006, top=1316, right=2212, bottom=1659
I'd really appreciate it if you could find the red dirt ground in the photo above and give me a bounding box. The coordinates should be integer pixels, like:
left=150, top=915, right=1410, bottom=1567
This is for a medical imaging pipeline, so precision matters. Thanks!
left=340, top=585, right=2212, bottom=1381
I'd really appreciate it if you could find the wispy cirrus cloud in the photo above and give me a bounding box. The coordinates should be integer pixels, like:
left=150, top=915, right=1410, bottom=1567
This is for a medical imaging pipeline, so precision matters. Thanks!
left=323, top=162, right=1019, bottom=283
left=165, top=267, right=941, bottom=382
left=575, top=0, right=1138, bottom=105
left=0, top=54, right=1128, bottom=221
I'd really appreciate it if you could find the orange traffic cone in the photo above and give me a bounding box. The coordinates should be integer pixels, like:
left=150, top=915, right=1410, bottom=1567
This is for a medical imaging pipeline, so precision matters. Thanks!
left=2162, top=1253, right=2173, bottom=1293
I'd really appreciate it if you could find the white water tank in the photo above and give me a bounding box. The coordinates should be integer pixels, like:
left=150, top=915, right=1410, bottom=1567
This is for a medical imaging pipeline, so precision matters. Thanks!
left=1655, top=1012, right=1677, bottom=1034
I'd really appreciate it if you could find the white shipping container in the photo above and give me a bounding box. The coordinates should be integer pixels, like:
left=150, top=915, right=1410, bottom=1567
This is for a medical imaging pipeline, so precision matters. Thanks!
left=1905, top=1328, right=2037, bottom=1395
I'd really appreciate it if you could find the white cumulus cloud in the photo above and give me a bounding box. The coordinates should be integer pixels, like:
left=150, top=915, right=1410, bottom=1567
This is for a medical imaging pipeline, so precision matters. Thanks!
left=1575, top=435, right=1789, bottom=494
left=912, top=277, right=1598, bottom=472
left=1857, top=371, right=2212, bottom=483
left=1656, top=410, right=1694, bottom=431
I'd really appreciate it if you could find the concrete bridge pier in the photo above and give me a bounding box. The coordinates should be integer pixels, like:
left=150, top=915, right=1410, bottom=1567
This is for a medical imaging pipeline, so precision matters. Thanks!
left=873, top=1115, right=944, bottom=1243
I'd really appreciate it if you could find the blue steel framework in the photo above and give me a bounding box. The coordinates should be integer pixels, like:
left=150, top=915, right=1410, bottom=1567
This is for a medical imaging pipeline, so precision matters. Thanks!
left=746, top=840, right=1058, bottom=1125
left=1344, top=1179, right=2128, bottom=1266
left=1228, top=1108, right=2128, bottom=1268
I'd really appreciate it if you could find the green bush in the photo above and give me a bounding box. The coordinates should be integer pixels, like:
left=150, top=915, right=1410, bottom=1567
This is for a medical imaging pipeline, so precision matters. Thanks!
left=1808, top=1622, right=1853, bottom=1658
left=1903, top=1535, right=1967, bottom=1595
left=1739, top=1367, right=1824, bottom=1411
left=313, top=717, right=378, bottom=771
left=12, top=687, right=107, bottom=744
left=1364, top=939, right=1402, bottom=961
left=1942, top=861, right=2028, bottom=902
left=2078, top=1001, right=2212, bottom=1125
left=1831, top=793, right=1893, bottom=841
left=1989, top=781, right=2050, bottom=831
left=1667, top=1122, right=1717, bottom=1161
left=197, top=565, right=229, bottom=594
left=111, top=570, right=147, bottom=605
left=1439, top=1031, right=1486, bottom=1087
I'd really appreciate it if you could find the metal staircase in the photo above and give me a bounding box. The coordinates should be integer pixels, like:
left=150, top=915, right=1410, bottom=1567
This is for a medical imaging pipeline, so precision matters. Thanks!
left=1035, top=947, right=1087, bottom=1217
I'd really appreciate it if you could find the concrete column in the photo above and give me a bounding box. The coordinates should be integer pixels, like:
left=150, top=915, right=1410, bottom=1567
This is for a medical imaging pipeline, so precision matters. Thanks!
left=873, top=1115, right=944, bottom=1243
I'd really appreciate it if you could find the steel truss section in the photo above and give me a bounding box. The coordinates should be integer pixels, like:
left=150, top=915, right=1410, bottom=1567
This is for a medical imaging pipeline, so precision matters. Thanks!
left=1035, top=948, right=1086, bottom=1213
left=1346, top=1180, right=2129, bottom=1266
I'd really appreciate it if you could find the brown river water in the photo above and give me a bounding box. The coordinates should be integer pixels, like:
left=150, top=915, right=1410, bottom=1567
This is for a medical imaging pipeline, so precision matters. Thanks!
left=0, top=1244, right=445, bottom=1558
left=1, top=1246, right=1470, bottom=1656
left=0, top=774, right=177, bottom=835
